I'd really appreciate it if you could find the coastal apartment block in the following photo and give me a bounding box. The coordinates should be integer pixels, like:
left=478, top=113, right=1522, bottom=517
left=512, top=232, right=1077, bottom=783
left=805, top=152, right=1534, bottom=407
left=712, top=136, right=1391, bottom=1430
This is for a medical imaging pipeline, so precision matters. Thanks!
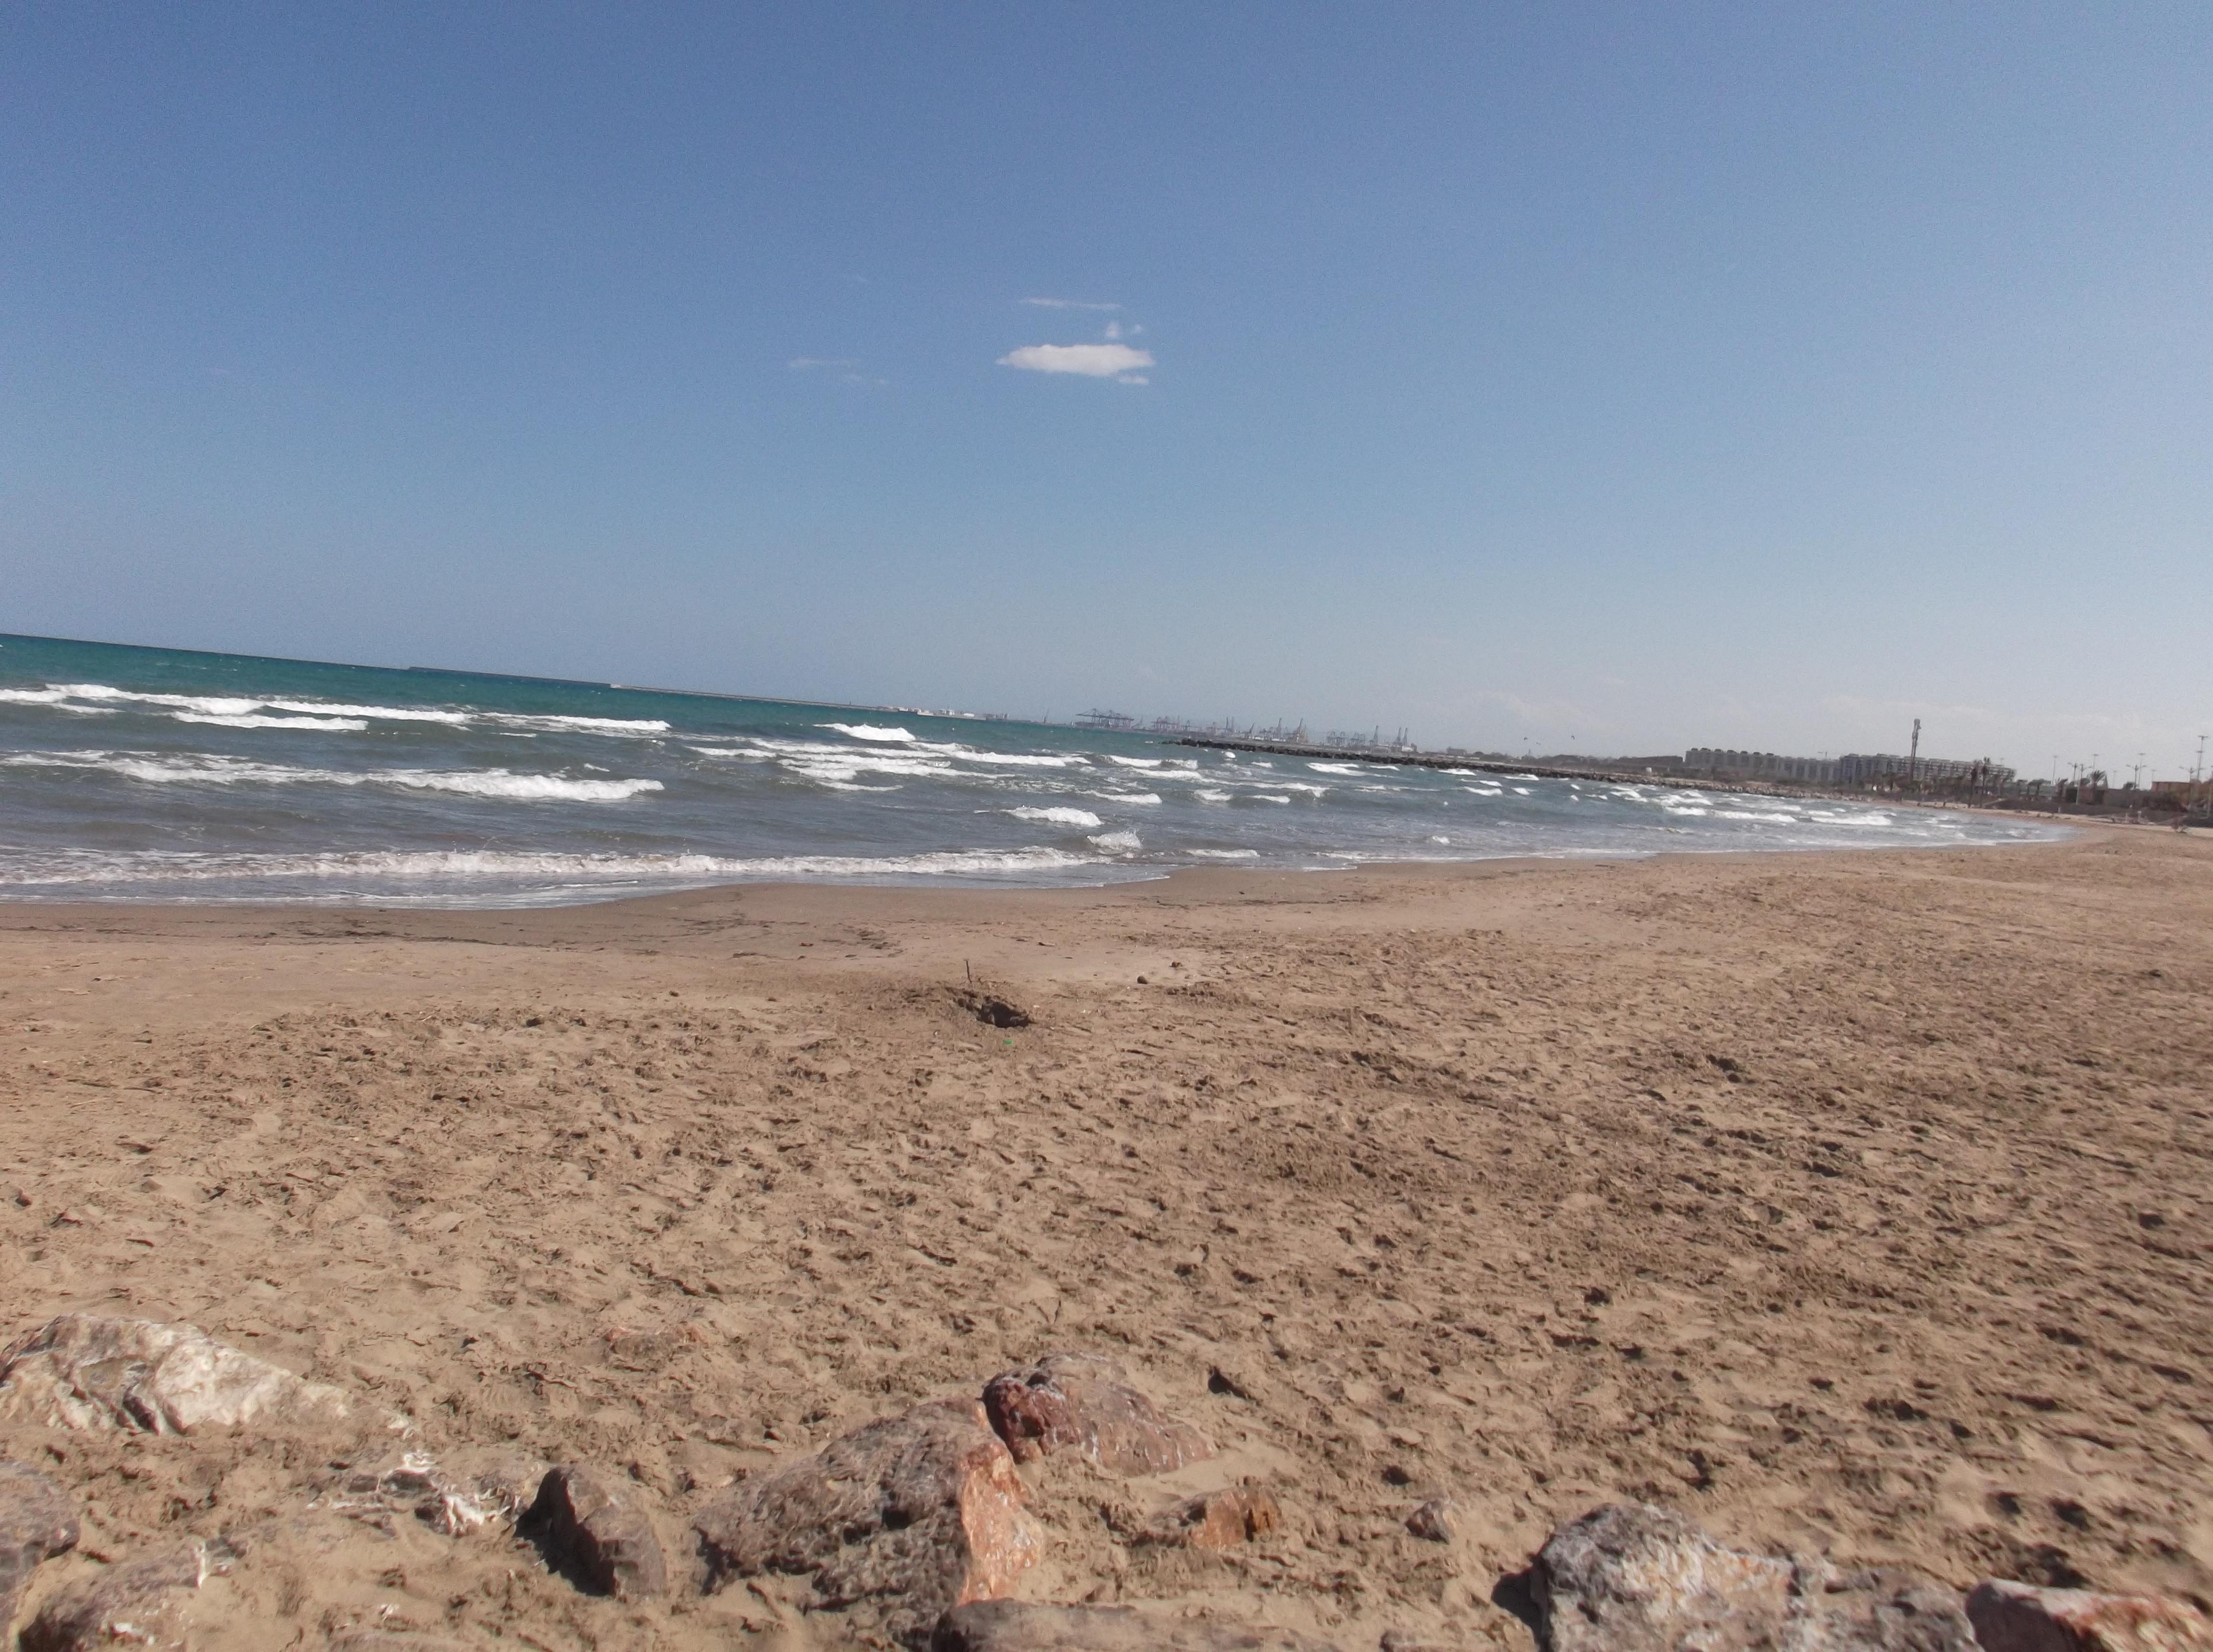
left=1687, top=747, right=2017, bottom=790
left=1686, top=748, right=1840, bottom=784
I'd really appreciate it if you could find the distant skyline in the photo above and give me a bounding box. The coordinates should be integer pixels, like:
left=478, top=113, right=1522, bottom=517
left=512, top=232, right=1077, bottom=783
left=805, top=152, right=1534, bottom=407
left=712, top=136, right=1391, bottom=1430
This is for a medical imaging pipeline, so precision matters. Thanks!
left=3, top=5, right=2208, bottom=777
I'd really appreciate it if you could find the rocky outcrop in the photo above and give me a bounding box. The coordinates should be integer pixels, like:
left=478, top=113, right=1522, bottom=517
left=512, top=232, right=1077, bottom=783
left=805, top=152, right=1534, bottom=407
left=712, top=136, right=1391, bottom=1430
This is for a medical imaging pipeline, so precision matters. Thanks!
left=983, top=1353, right=1214, bottom=1476
left=522, top=1464, right=667, bottom=1600
left=693, top=1397, right=1041, bottom=1646
left=1966, top=1579, right=2213, bottom=1651
left=0, top=1461, right=79, bottom=1636
left=0, top=1314, right=355, bottom=1434
left=1148, top=1485, right=1283, bottom=1550
left=1531, top=1502, right=1975, bottom=1652
left=19, top=1544, right=209, bottom=1652
left=932, top=1600, right=1340, bottom=1651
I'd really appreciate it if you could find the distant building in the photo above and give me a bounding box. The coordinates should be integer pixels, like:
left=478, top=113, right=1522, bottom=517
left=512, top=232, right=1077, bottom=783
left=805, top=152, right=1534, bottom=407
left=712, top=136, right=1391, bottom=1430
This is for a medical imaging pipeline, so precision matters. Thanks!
left=1686, top=748, right=1839, bottom=784
left=1685, top=748, right=2017, bottom=790
left=1836, top=752, right=2014, bottom=788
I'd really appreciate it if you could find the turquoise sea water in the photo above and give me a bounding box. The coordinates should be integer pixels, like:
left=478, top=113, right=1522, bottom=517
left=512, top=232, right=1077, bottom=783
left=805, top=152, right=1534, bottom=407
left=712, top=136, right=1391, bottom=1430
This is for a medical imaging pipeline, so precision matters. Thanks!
left=0, top=634, right=2064, bottom=907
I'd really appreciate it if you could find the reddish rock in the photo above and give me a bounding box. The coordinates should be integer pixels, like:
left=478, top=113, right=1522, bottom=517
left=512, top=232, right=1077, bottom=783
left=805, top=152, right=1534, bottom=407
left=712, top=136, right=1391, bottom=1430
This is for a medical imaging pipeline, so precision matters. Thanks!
left=1967, top=1578, right=2213, bottom=1652
left=693, top=1397, right=1042, bottom=1646
left=983, top=1353, right=1213, bottom=1476
left=1531, top=1502, right=1975, bottom=1652
left=522, top=1464, right=667, bottom=1600
left=1, top=1460, right=79, bottom=1635
left=0, top=1314, right=355, bottom=1434
left=19, top=1544, right=206, bottom=1652
left=1151, top=1484, right=1283, bottom=1550
left=933, top=1600, right=1340, bottom=1651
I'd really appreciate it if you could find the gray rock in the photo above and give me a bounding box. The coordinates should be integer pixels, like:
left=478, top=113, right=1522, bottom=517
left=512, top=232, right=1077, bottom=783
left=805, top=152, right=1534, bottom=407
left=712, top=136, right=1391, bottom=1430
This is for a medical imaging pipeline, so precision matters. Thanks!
left=982, top=1353, right=1215, bottom=1475
left=1966, top=1578, right=2213, bottom=1651
left=694, top=1397, right=1042, bottom=1647
left=0, top=1314, right=355, bottom=1434
left=932, top=1600, right=1340, bottom=1651
left=1405, top=1497, right=1456, bottom=1543
left=521, top=1464, right=667, bottom=1600
left=1532, top=1502, right=1975, bottom=1652
left=19, top=1544, right=207, bottom=1652
left=1, top=1460, right=79, bottom=1635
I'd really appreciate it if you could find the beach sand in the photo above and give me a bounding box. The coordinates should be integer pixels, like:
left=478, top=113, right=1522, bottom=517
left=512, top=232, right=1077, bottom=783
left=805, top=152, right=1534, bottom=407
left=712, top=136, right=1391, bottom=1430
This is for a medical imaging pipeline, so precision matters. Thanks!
left=2, top=828, right=2209, bottom=1647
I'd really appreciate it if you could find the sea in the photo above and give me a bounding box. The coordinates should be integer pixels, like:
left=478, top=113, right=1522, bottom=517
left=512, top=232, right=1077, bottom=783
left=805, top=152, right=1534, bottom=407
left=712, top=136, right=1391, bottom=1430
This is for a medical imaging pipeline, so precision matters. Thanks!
left=0, top=634, right=2065, bottom=908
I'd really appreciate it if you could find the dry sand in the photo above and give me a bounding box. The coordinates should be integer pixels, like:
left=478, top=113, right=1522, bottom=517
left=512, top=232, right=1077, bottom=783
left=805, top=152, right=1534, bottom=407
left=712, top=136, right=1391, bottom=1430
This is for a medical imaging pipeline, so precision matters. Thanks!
left=2, top=828, right=2210, bottom=1648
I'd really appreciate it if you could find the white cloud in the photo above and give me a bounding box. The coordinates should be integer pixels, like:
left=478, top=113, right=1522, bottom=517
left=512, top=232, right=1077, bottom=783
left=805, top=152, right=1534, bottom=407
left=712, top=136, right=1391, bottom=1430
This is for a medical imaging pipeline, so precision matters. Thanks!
left=998, top=343, right=1155, bottom=378
left=1021, top=297, right=1121, bottom=310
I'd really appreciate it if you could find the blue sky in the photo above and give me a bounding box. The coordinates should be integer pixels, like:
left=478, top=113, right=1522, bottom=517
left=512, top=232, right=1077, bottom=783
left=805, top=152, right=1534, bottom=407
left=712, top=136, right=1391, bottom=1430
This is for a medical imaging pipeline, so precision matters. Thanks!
left=3, top=3, right=2208, bottom=775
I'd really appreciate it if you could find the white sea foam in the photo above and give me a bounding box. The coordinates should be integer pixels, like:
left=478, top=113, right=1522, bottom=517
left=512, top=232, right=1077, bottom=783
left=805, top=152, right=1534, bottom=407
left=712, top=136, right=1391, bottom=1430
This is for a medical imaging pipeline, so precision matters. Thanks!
left=1716, top=809, right=1800, bottom=823
left=1189, top=848, right=1259, bottom=859
left=1253, top=794, right=1291, bottom=804
left=0, top=750, right=662, bottom=801
left=1088, top=830, right=1142, bottom=852
left=0, top=687, right=120, bottom=712
left=1307, top=761, right=1363, bottom=775
left=174, top=713, right=370, bottom=731
left=0, top=844, right=1099, bottom=894
left=1006, top=806, right=1104, bottom=828
left=789, top=757, right=957, bottom=785
left=1195, top=790, right=1232, bottom=803
left=484, top=712, right=670, bottom=735
left=826, top=723, right=916, bottom=742
left=0, top=679, right=679, bottom=735
left=1107, top=755, right=1162, bottom=768
left=263, top=699, right=472, bottom=725
left=926, top=748, right=1084, bottom=767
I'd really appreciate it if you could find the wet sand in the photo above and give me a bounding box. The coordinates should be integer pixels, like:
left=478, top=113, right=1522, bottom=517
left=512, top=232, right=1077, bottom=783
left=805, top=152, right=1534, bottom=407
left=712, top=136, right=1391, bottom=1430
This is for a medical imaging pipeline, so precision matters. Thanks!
left=2, top=828, right=2210, bottom=1647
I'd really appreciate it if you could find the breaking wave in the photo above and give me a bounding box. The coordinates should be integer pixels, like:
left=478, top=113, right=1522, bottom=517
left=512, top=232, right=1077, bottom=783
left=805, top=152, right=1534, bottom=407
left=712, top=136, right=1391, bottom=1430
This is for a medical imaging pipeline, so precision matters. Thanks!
left=1, top=750, right=662, bottom=802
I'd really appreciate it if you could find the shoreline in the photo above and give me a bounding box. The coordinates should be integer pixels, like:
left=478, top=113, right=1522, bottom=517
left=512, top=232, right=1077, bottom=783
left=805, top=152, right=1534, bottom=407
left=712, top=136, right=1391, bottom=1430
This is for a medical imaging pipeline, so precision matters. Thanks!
left=3, top=826, right=2206, bottom=1647
left=0, top=808, right=2077, bottom=924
